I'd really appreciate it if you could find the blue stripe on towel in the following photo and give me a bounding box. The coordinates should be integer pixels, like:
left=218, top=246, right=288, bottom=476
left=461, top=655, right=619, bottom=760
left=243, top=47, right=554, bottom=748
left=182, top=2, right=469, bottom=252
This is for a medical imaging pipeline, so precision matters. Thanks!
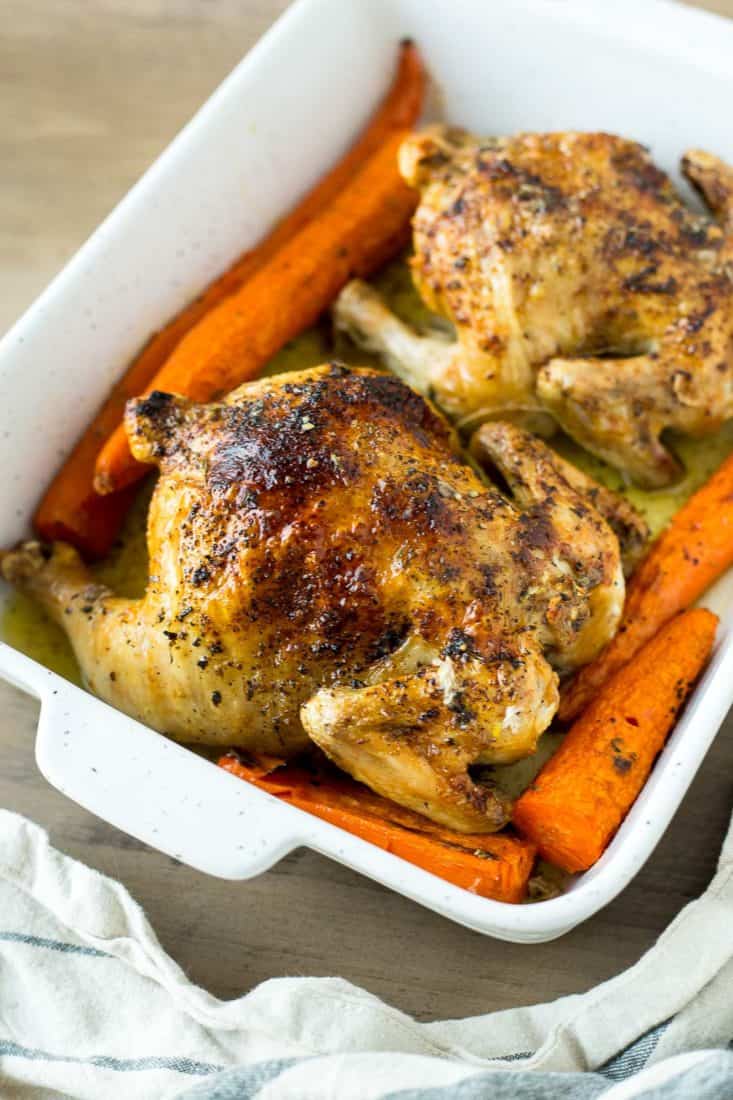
left=0, top=1039, right=221, bottom=1076
left=168, top=1050, right=733, bottom=1100
left=0, top=931, right=110, bottom=957
left=175, top=1059, right=302, bottom=1098
left=598, top=1022, right=668, bottom=1080
left=384, top=1070, right=608, bottom=1099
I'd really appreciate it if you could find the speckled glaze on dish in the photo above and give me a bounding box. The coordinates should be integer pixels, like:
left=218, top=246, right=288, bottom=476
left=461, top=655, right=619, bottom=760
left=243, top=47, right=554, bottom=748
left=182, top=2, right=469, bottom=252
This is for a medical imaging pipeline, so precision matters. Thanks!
left=2, top=0, right=733, bottom=941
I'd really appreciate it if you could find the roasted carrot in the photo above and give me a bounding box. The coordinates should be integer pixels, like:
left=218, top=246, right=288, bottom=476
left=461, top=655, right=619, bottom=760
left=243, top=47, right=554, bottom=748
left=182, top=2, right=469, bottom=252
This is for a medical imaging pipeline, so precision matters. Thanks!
left=560, top=453, right=733, bottom=722
left=513, top=608, right=717, bottom=873
left=219, top=756, right=537, bottom=903
left=33, top=41, right=425, bottom=557
left=95, top=128, right=420, bottom=495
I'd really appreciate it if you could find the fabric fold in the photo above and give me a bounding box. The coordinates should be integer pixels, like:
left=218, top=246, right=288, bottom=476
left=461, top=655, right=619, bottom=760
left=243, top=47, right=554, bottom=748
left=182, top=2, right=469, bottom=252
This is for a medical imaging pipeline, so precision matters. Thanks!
left=1, top=807, right=732, bottom=1100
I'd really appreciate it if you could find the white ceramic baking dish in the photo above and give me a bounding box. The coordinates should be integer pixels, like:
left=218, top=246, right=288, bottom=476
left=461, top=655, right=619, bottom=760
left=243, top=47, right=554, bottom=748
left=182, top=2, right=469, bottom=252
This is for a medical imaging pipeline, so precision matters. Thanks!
left=2, top=0, right=733, bottom=942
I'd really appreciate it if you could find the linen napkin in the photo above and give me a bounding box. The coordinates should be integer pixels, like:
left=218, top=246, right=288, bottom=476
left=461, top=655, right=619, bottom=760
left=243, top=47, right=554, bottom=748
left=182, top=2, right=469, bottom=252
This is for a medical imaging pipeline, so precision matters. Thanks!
left=0, top=806, right=732, bottom=1100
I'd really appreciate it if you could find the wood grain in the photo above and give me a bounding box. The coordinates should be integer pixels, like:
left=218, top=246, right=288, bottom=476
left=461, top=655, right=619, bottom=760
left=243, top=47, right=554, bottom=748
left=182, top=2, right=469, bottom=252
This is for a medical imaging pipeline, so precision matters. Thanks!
left=1, top=0, right=732, bottom=1021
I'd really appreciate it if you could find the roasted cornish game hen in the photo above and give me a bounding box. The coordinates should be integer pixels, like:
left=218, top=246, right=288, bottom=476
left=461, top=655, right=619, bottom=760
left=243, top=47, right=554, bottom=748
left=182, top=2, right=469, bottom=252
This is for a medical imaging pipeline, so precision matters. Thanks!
left=335, top=129, right=733, bottom=487
left=1, top=365, right=636, bottom=832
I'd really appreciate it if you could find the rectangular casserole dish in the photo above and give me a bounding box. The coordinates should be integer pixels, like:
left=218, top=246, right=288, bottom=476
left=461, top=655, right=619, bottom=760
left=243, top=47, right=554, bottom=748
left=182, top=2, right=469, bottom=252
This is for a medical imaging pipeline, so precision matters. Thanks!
left=2, top=0, right=733, bottom=942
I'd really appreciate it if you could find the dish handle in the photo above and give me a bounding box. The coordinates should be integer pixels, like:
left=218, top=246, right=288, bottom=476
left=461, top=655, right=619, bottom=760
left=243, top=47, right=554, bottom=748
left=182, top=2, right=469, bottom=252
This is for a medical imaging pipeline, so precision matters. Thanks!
left=0, top=646, right=304, bottom=879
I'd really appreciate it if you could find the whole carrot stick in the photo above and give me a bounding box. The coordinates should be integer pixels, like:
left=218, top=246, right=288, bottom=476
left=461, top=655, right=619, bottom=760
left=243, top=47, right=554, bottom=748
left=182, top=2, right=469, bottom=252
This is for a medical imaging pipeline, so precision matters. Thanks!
left=513, top=608, right=717, bottom=873
left=219, top=756, right=537, bottom=903
left=33, top=41, right=425, bottom=557
left=560, top=453, right=733, bottom=722
left=95, top=130, right=419, bottom=494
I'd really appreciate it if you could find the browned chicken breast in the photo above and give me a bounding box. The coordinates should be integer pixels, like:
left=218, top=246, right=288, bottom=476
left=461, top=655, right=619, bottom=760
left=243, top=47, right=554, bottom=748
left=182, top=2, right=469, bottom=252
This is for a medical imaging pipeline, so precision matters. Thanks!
left=335, top=128, right=733, bottom=487
left=1, top=365, right=627, bottom=832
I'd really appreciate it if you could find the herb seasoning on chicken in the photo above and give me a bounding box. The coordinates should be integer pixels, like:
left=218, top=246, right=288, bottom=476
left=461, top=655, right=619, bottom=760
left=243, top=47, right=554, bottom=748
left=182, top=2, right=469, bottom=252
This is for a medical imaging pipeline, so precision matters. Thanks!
left=335, top=128, right=733, bottom=488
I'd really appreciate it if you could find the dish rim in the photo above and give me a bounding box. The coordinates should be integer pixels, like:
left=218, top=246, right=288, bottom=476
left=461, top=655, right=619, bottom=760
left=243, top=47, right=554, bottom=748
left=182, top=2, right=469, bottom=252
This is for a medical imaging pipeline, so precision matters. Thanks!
left=2, top=0, right=733, bottom=941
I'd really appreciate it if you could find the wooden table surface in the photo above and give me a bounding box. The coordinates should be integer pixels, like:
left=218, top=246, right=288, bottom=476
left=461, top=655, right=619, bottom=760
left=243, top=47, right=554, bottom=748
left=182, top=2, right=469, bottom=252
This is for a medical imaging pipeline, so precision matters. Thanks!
left=2, top=0, right=732, bottom=1022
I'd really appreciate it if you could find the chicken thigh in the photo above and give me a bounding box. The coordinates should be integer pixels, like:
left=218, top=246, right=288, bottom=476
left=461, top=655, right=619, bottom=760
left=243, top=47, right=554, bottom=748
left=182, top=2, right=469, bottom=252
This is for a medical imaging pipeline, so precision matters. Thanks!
left=2, top=365, right=627, bottom=831
left=334, top=129, right=733, bottom=487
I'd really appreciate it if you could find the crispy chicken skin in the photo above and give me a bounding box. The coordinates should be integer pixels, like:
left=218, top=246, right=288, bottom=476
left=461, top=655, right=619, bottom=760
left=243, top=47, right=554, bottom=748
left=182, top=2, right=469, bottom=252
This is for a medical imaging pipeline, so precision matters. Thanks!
left=335, top=128, right=733, bottom=487
left=2, top=365, right=626, bottom=831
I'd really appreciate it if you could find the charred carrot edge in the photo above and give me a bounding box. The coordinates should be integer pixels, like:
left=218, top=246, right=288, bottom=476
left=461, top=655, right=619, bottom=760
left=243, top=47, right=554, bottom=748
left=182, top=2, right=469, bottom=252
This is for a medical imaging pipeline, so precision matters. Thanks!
left=95, top=123, right=421, bottom=495
left=33, top=41, right=425, bottom=557
left=514, top=608, right=717, bottom=873
left=560, top=452, right=733, bottom=722
left=219, top=757, right=537, bottom=903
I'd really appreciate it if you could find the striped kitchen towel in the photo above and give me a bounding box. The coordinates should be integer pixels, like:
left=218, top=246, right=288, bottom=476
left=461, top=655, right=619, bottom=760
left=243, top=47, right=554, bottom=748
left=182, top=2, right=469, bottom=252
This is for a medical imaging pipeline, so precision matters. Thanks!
left=0, top=805, right=732, bottom=1100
